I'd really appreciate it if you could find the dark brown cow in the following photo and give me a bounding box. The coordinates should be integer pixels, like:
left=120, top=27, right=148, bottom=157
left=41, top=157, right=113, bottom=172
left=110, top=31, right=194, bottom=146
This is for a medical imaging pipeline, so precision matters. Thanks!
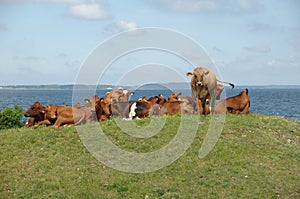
left=86, top=96, right=111, bottom=121
left=215, top=88, right=250, bottom=114
left=186, top=67, right=234, bottom=115
left=24, top=101, right=46, bottom=127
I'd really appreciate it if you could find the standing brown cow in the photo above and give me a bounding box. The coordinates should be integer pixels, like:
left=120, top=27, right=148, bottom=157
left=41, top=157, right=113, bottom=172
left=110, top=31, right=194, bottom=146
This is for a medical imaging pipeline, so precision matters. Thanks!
left=186, top=67, right=234, bottom=115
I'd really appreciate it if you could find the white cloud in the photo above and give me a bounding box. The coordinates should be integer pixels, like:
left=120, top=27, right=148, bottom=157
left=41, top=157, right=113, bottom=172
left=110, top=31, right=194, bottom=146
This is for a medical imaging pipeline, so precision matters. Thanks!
left=0, top=24, right=7, bottom=32
left=117, top=20, right=138, bottom=31
left=288, top=31, right=300, bottom=51
left=150, top=0, right=218, bottom=13
left=0, top=0, right=26, bottom=3
left=69, top=3, right=109, bottom=20
left=105, top=20, right=138, bottom=34
left=45, top=0, right=87, bottom=3
left=12, top=55, right=41, bottom=61
left=244, top=45, right=271, bottom=53
left=235, top=0, right=263, bottom=13
left=248, top=21, right=272, bottom=32
left=148, top=0, right=263, bottom=14
left=266, top=55, right=300, bottom=69
left=267, top=59, right=277, bottom=66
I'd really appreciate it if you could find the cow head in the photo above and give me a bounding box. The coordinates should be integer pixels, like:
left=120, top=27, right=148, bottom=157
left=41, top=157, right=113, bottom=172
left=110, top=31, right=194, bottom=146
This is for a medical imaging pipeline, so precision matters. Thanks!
left=24, top=101, right=45, bottom=117
left=239, top=88, right=249, bottom=96
left=147, top=96, right=160, bottom=105
left=186, top=69, right=209, bottom=87
left=157, top=94, right=166, bottom=105
left=105, top=88, right=134, bottom=104
left=86, top=95, right=101, bottom=111
left=118, top=89, right=134, bottom=102
left=139, top=96, right=148, bottom=102
left=105, top=92, right=112, bottom=104
left=168, top=93, right=179, bottom=101
left=96, top=98, right=111, bottom=121
left=45, top=104, right=58, bottom=120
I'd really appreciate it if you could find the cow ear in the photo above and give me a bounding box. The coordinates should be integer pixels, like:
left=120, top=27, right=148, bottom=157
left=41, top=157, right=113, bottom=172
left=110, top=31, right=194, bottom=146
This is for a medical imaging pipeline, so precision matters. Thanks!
left=202, top=71, right=209, bottom=77
left=186, top=72, right=193, bottom=77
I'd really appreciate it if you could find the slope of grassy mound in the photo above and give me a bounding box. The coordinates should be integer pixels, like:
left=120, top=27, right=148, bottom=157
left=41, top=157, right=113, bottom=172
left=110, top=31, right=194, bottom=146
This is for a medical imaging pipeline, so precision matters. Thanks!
left=0, top=114, right=299, bottom=198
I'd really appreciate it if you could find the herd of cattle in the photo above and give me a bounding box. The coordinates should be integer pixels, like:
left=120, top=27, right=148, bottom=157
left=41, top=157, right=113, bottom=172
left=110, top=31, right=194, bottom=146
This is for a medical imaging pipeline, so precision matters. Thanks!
left=24, top=67, right=251, bottom=128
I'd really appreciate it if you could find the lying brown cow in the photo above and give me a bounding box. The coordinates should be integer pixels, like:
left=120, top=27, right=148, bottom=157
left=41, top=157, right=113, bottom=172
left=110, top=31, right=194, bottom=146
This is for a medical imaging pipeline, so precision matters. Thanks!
left=128, top=96, right=161, bottom=119
left=33, top=105, right=71, bottom=127
left=86, top=96, right=111, bottom=121
left=186, top=67, right=234, bottom=115
left=177, top=93, right=193, bottom=114
left=160, top=93, right=182, bottom=115
left=215, top=88, right=250, bottom=114
left=24, top=101, right=46, bottom=127
left=105, top=87, right=135, bottom=117
left=160, top=93, right=199, bottom=115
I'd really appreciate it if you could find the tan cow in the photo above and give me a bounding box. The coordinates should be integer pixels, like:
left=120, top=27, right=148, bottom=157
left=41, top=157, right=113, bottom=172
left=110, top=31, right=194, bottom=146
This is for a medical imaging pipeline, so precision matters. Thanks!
left=186, top=67, right=234, bottom=115
left=105, top=87, right=134, bottom=104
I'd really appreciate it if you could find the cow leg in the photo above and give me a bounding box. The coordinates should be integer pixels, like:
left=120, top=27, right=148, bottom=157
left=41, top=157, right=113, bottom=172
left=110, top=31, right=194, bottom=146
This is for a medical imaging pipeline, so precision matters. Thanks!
left=197, top=99, right=204, bottom=115
left=202, top=100, right=207, bottom=115
left=54, top=116, right=76, bottom=127
left=210, top=90, right=217, bottom=115
left=33, top=119, right=52, bottom=128
left=26, top=117, right=36, bottom=127
left=241, top=103, right=250, bottom=114
left=53, top=118, right=63, bottom=127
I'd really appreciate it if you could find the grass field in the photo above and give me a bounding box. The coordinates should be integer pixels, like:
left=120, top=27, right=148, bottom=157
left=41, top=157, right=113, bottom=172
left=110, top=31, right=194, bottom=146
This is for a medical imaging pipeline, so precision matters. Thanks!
left=0, top=114, right=299, bottom=198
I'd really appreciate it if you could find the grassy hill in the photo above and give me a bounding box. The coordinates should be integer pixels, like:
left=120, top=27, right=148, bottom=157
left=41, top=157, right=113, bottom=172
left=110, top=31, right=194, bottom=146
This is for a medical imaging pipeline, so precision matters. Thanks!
left=0, top=114, right=299, bottom=198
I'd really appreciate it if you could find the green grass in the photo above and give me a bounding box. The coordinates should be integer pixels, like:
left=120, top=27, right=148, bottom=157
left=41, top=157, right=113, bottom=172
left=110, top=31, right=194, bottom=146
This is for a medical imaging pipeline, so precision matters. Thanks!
left=0, top=114, right=299, bottom=198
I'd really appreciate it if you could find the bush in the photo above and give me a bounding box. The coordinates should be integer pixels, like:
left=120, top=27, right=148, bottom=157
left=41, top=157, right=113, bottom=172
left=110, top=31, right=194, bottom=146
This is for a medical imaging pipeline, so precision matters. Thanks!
left=0, top=105, right=25, bottom=129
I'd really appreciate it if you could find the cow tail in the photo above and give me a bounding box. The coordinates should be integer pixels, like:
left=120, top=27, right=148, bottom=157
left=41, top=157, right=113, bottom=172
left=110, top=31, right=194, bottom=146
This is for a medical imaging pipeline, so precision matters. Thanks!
left=217, top=79, right=235, bottom=89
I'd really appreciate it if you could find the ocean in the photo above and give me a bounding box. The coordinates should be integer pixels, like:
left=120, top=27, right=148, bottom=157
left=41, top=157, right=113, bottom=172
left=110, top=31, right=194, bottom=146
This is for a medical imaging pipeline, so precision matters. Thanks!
left=0, top=86, right=299, bottom=122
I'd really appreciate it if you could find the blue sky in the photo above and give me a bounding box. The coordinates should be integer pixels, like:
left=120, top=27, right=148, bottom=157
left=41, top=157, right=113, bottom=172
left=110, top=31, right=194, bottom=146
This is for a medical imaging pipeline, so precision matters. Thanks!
left=0, top=0, right=299, bottom=86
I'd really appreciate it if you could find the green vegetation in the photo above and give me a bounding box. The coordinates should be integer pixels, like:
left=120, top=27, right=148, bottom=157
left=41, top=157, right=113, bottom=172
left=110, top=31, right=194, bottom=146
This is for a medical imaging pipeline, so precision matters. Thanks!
left=0, top=114, right=299, bottom=198
left=0, top=105, right=25, bottom=129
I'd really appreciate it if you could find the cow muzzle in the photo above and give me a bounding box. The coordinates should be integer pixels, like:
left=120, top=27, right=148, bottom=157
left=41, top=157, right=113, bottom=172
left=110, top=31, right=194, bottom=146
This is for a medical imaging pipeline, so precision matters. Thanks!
left=196, top=82, right=203, bottom=86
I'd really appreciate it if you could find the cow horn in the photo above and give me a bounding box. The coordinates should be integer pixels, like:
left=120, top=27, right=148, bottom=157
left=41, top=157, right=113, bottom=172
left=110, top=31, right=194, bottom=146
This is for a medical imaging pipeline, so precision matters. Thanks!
left=186, top=72, right=193, bottom=77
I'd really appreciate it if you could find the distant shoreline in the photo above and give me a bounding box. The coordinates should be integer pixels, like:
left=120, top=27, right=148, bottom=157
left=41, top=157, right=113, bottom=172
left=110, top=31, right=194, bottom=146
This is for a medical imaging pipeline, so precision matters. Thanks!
left=0, top=84, right=300, bottom=90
